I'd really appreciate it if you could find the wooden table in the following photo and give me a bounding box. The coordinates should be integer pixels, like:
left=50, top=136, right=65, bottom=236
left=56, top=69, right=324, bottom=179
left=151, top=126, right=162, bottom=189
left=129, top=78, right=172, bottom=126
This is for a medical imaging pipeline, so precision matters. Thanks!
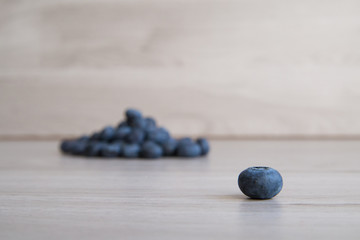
left=1, top=140, right=359, bottom=239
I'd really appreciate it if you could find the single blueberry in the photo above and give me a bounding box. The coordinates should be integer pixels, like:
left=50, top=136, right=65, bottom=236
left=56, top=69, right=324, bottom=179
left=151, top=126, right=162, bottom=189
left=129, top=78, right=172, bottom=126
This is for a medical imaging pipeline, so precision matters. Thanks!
left=177, top=137, right=194, bottom=147
left=144, top=117, right=156, bottom=130
left=161, top=138, right=178, bottom=156
left=122, top=143, right=141, bottom=158
left=101, top=143, right=122, bottom=158
left=238, top=167, right=283, bottom=199
left=128, top=117, right=146, bottom=129
left=99, top=126, right=116, bottom=142
left=89, top=132, right=101, bottom=141
left=125, top=128, right=145, bottom=144
left=60, top=140, right=74, bottom=153
left=146, top=127, right=170, bottom=144
left=176, top=143, right=202, bottom=157
left=196, top=138, right=210, bottom=155
left=114, top=126, right=132, bottom=140
left=85, top=141, right=106, bottom=157
left=141, top=141, right=163, bottom=159
left=125, top=108, right=142, bottom=120
left=71, top=141, right=88, bottom=155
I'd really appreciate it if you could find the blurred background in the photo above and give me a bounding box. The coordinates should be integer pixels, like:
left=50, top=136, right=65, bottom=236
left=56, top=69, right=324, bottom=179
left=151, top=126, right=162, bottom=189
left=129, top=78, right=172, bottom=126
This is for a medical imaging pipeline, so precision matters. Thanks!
left=1, top=0, right=360, bottom=139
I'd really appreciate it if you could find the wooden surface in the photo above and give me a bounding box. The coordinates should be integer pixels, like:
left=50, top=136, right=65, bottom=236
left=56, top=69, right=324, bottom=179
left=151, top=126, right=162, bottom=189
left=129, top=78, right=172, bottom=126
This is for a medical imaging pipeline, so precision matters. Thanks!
left=0, top=140, right=359, bottom=239
left=1, top=0, right=360, bottom=137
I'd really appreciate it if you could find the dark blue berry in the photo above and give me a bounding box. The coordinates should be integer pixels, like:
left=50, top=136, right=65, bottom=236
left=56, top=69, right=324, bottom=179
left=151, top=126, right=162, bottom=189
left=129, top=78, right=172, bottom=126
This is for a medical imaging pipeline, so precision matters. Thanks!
left=126, top=108, right=142, bottom=120
left=89, top=132, right=100, bottom=141
left=161, top=138, right=178, bottom=156
left=141, top=141, right=163, bottom=159
left=117, top=121, right=129, bottom=128
left=128, top=117, right=146, bottom=129
left=102, top=143, right=122, bottom=158
left=122, top=143, right=141, bottom=158
left=99, top=126, right=116, bottom=142
left=146, top=127, right=170, bottom=144
left=85, top=141, right=106, bottom=157
left=238, top=167, right=283, bottom=199
left=177, top=137, right=194, bottom=147
left=125, top=128, right=145, bottom=144
left=176, top=142, right=201, bottom=157
left=144, top=117, right=156, bottom=130
left=196, top=138, right=210, bottom=155
left=60, top=140, right=74, bottom=153
left=114, top=126, right=132, bottom=140
left=71, top=141, right=88, bottom=155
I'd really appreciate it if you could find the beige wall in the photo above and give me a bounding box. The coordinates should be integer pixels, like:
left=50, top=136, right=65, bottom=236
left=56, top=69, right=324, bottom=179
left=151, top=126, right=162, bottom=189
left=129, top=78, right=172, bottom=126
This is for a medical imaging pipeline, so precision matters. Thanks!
left=1, top=0, right=360, bottom=138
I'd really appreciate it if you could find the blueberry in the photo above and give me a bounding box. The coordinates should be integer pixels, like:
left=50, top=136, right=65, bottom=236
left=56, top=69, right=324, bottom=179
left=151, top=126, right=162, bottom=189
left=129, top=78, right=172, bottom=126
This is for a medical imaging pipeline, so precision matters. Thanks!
left=177, top=137, right=194, bottom=147
left=196, top=138, right=210, bottom=155
left=114, top=126, right=132, bottom=140
left=89, top=132, right=101, bottom=141
left=146, top=127, right=170, bottom=144
left=141, top=141, right=163, bottom=159
left=102, top=143, right=122, bottom=158
left=176, top=142, right=202, bottom=157
left=60, top=140, right=74, bottom=153
left=125, top=128, right=145, bottom=144
left=71, top=141, right=88, bottom=155
left=85, top=141, right=106, bottom=157
left=161, top=138, right=178, bottom=156
left=117, top=121, right=129, bottom=128
left=238, top=167, right=283, bottom=199
left=122, top=143, right=141, bottom=158
left=144, top=117, right=156, bottom=130
left=99, top=126, right=116, bottom=142
left=125, top=108, right=142, bottom=120
left=128, top=117, right=146, bottom=129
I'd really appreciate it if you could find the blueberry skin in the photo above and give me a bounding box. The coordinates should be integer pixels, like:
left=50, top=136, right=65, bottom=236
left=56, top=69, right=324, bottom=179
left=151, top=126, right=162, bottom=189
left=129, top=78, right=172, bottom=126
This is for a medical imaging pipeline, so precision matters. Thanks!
left=60, top=140, right=74, bottom=153
left=146, top=127, right=170, bottom=144
left=114, top=126, right=132, bottom=140
left=125, top=108, right=142, bottom=120
left=128, top=117, right=146, bottom=129
left=177, top=137, right=194, bottom=147
left=161, top=138, right=178, bottom=156
left=117, top=121, right=129, bottom=128
left=125, top=128, right=145, bottom=144
left=238, top=167, right=283, bottom=199
left=144, top=117, right=156, bottom=130
left=85, top=141, right=106, bottom=157
left=176, top=143, right=202, bottom=157
left=141, top=141, right=163, bottom=159
left=122, top=143, right=141, bottom=158
left=99, top=126, right=116, bottom=142
left=102, top=143, right=122, bottom=158
left=196, top=138, right=210, bottom=155
left=89, top=132, right=101, bottom=141
left=70, top=141, right=88, bottom=155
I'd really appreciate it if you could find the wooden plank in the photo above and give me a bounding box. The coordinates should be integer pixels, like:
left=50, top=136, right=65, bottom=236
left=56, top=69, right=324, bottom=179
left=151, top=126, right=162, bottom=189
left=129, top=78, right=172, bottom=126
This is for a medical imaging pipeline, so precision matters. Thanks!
left=0, top=140, right=359, bottom=239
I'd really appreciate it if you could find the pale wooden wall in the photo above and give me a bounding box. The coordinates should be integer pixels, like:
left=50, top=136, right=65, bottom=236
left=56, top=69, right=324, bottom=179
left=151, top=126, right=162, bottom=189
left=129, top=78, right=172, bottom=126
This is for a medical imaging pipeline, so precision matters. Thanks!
left=1, top=0, right=360, bottom=138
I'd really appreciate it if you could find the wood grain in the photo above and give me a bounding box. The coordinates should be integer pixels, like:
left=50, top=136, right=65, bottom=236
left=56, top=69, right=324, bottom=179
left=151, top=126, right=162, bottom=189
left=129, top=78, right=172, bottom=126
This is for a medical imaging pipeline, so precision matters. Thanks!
left=0, top=140, right=360, bottom=239
left=1, top=0, right=360, bottom=137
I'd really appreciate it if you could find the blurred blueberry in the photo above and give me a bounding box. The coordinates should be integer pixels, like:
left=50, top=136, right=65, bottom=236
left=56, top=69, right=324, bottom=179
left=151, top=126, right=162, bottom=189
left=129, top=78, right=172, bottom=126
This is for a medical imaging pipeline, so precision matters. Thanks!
left=71, top=141, right=88, bottom=155
left=146, top=127, right=170, bottom=144
left=122, top=143, right=141, bottom=158
left=238, top=167, right=283, bottom=199
left=89, top=132, right=100, bottom=141
left=141, top=141, right=163, bottom=159
left=144, top=117, right=156, bottom=130
left=177, top=137, right=194, bottom=147
left=117, top=121, right=129, bottom=128
left=176, top=143, right=201, bottom=157
left=114, top=126, right=132, bottom=140
left=76, top=135, right=90, bottom=142
left=128, top=117, right=146, bottom=129
left=60, top=140, right=74, bottom=153
left=99, top=126, right=115, bottom=142
left=125, top=108, right=142, bottom=120
left=85, top=141, right=106, bottom=157
left=161, top=138, right=178, bottom=156
left=102, top=143, right=122, bottom=158
left=196, top=138, right=210, bottom=155
left=125, top=128, right=145, bottom=144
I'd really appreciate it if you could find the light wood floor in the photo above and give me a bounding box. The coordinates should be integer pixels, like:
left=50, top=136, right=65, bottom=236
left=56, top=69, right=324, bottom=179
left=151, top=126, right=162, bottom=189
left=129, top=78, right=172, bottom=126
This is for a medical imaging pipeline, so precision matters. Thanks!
left=0, top=140, right=359, bottom=239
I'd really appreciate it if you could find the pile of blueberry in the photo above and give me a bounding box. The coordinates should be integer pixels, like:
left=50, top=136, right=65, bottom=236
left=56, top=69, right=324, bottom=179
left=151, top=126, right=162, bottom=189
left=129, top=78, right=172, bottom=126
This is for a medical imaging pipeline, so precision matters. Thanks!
left=60, top=108, right=210, bottom=159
